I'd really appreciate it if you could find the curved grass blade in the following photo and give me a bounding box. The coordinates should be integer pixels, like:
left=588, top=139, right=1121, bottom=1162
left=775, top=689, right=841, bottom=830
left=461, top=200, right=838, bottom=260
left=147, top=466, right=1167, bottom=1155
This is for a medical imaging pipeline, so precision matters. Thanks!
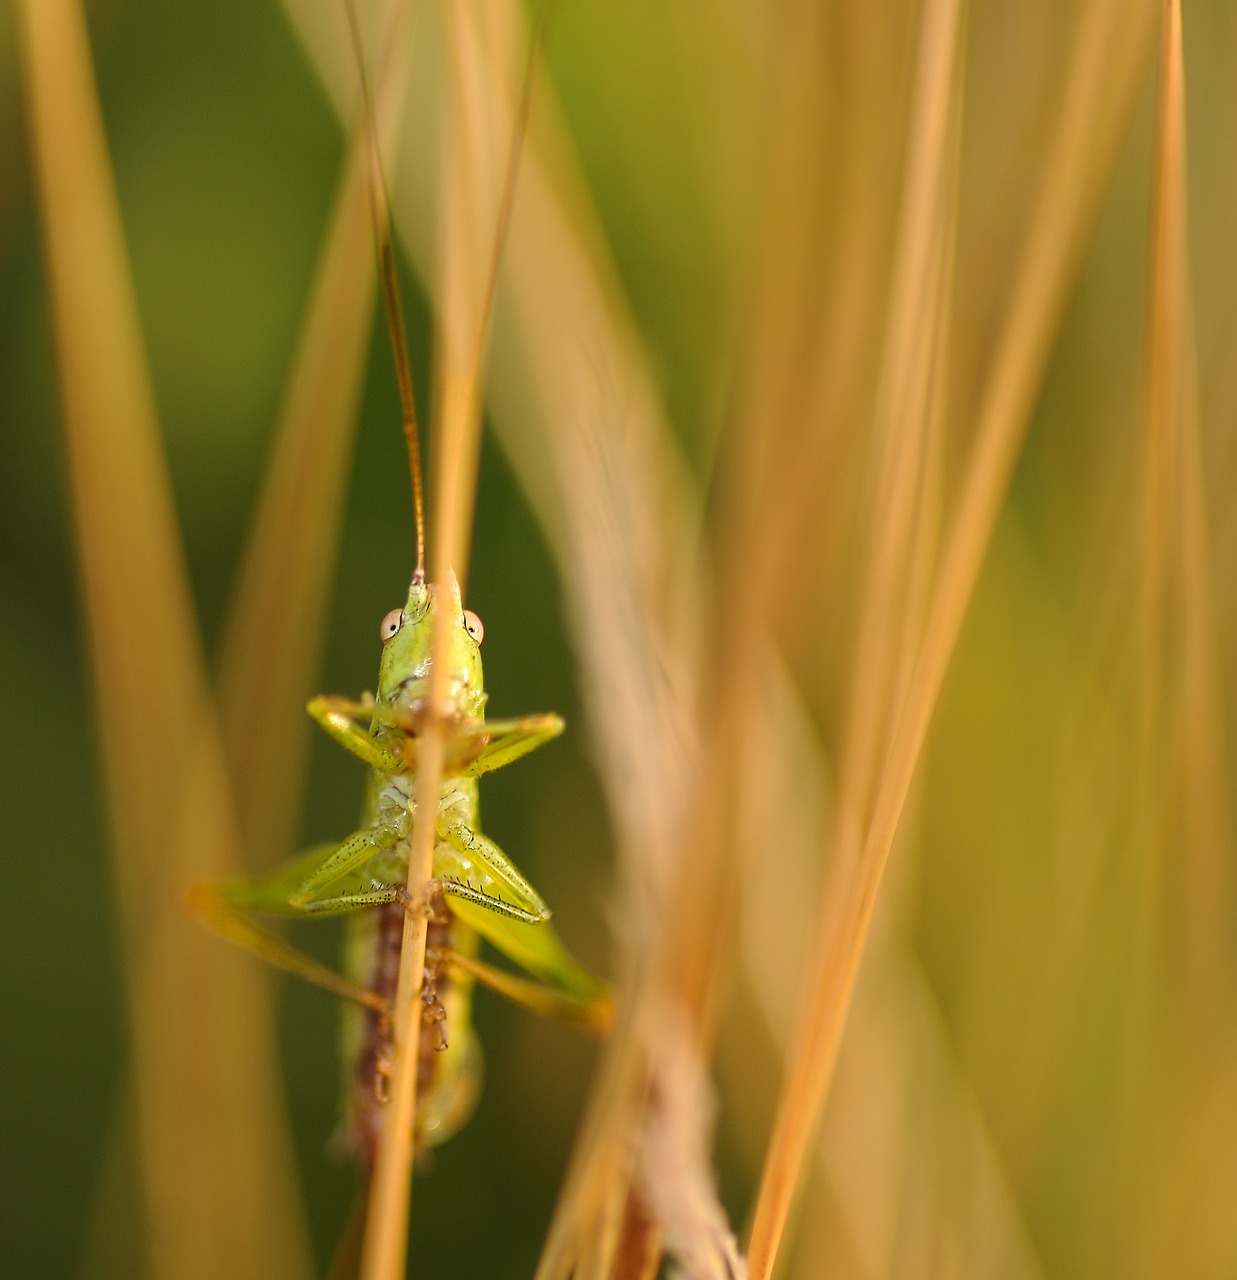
left=747, top=1, right=1157, bottom=1273
left=217, top=11, right=413, bottom=870
left=16, top=0, right=313, bottom=1276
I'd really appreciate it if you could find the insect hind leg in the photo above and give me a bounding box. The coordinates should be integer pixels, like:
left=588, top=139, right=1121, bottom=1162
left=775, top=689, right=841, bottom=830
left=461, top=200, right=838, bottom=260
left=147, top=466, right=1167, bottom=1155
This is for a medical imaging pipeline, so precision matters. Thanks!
left=431, top=945, right=612, bottom=1033
left=185, top=880, right=388, bottom=1014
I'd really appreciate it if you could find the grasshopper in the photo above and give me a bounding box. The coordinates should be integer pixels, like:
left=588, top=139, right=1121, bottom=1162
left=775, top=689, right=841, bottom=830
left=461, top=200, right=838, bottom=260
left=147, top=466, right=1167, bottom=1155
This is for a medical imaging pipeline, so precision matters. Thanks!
left=189, top=2, right=608, bottom=1160
left=191, top=569, right=609, bottom=1157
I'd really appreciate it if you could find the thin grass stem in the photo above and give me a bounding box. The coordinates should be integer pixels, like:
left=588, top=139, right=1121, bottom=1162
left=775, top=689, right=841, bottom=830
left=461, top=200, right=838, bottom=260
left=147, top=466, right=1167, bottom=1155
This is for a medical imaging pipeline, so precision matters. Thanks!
left=747, top=2, right=1155, bottom=1273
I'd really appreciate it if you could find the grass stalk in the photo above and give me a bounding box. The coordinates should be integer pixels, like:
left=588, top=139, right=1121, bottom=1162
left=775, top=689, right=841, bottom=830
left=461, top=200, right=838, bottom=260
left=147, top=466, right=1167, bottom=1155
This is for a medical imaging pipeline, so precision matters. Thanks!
left=745, top=0, right=965, bottom=1268
left=747, top=2, right=1156, bottom=1273
left=1140, top=0, right=1233, bottom=988
left=1126, top=5, right=1237, bottom=1270
left=216, top=134, right=379, bottom=869
left=16, top=0, right=312, bottom=1274
left=358, top=2, right=539, bottom=1271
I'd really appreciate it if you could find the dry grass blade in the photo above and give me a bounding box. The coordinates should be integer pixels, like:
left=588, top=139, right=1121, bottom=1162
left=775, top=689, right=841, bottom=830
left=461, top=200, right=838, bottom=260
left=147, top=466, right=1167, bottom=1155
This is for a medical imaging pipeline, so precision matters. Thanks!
left=217, top=139, right=378, bottom=868
left=747, top=1, right=1157, bottom=1274
left=1126, top=3, right=1237, bottom=1271
left=725, top=660, right=1044, bottom=1280
left=217, top=0, right=414, bottom=871
left=358, top=1, right=537, bottom=1273
left=746, top=0, right=965, bottom=1268
left=357, top=717, right=443, bottom=1280
left=16, top=0, right=311, bottom=1275
left=1138, top=0, right=1234, bottom=984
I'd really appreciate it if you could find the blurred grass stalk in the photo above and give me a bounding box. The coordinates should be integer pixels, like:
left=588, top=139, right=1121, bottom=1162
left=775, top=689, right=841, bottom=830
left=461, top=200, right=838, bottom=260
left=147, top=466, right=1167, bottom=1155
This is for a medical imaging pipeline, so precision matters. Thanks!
left=1129, top=0, right=1237, bottom=1272
left=356, top=0, right=529, bottom=1271
left=744, top=0, right=1155, bottom=1270
left=16, top=0, right=315, bottom=1275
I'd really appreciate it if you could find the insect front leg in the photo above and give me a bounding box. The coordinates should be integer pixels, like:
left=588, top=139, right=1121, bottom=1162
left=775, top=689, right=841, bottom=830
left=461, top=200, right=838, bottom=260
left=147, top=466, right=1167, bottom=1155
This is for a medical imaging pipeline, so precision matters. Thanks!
left=308, top=694, right=403, bottom=773
left=361, top=708, right=565, bottom=776
left=435, top=819, right=550, bottom=923
left=450, top=713, right=565, bottom=777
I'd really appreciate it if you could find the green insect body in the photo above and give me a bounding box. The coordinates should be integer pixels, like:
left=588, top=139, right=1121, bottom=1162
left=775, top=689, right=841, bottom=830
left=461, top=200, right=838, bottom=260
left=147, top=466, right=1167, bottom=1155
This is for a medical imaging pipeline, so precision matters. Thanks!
left=192, top=569, right=609, bottom=1157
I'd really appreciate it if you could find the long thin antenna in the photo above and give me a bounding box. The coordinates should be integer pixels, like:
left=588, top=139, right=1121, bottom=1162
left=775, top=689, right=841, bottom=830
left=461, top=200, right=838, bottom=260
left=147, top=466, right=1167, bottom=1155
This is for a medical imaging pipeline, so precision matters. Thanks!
left=344, top=0, right=426, bottom=581
left=356, top=5, right=558, bottom=1277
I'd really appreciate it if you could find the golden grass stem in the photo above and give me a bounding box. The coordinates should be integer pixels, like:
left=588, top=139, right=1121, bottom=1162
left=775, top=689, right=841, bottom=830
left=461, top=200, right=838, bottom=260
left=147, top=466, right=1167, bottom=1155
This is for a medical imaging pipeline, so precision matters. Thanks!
left=357, top=723, right=444, bottom=1280
left=746, top=0, right=964, bottom=1269
left=1131, top=27, right=1237, bottom=1275
left=1137, top=0, right=1234, bottom=1008
left=1137, top=0, right=1186, bottom=788
left=747, top=2, right=1156, bottom=1274
left=17, top=0, right=312, bottom=1274
left=359, top=2, right=540, bottom=1271
left=217, top=137, right=378, bottom=868
left=357, top=236, right=481, bottom=1280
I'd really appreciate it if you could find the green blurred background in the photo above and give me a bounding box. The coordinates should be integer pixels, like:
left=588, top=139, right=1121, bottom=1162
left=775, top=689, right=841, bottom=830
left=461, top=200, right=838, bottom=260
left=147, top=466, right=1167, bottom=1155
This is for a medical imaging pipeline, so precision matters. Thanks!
left=5, top=0, right=1237, bottom=1277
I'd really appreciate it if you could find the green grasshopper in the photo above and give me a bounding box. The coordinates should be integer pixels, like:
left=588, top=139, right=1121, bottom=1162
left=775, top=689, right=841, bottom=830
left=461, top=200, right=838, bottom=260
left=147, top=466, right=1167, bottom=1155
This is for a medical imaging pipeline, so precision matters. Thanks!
left=191, top=569, right=609, bottom=1157
left=189, top=2, right=608, bottom=1161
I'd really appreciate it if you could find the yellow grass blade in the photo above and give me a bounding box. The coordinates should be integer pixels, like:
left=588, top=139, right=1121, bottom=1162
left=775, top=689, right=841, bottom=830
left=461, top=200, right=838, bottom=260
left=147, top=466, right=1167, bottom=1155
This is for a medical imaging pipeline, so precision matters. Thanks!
left=217, top=9, right=413, bottom=870
left=1138, top=0, right=1234, bottom=987
left=359, top=2, right=538, bottom=1273
left=747, top=2, right=1157, bottom=1274
left=745, top=0, right=966, bottom=1267
left=1124, top=3, right=1237, bottom=1273
left=217, top=145, right=377, bottom=867
left=16, top=0, right=312, bottom=1277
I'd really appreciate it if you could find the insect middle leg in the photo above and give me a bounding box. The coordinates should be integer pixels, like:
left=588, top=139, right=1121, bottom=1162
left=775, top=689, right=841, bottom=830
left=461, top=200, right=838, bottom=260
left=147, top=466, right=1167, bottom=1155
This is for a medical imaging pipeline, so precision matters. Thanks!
left=189, top=822, right=408, bottom=1010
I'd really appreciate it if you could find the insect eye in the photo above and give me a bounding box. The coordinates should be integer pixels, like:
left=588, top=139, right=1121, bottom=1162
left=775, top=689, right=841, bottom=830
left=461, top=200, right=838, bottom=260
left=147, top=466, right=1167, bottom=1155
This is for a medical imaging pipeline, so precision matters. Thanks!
left=379, top=608, right=405, bottom=642
left=462, top=609, right=484, bottom=644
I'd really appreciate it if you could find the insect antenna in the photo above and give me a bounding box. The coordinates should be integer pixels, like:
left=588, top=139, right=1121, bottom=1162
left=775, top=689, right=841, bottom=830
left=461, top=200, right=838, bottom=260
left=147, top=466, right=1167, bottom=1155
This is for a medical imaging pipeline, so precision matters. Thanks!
left=344, top=0, right=426, bottom=582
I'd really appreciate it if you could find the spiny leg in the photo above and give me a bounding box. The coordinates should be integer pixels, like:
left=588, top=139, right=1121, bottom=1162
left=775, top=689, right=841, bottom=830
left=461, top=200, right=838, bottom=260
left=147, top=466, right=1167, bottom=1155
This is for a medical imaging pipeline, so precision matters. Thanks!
left=290, top=822, right=402, bottom=906
left=436, top=820, right=549, bottom=923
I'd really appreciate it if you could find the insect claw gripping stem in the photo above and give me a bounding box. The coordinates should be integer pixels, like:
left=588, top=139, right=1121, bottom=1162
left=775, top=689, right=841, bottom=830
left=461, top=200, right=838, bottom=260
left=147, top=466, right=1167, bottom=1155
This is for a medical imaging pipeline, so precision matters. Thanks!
left=396, top=879, right=448, bottom=922
left=420, top=982, right=448, bottom=1052
left=374, top=1058, right=393, bottom=1105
